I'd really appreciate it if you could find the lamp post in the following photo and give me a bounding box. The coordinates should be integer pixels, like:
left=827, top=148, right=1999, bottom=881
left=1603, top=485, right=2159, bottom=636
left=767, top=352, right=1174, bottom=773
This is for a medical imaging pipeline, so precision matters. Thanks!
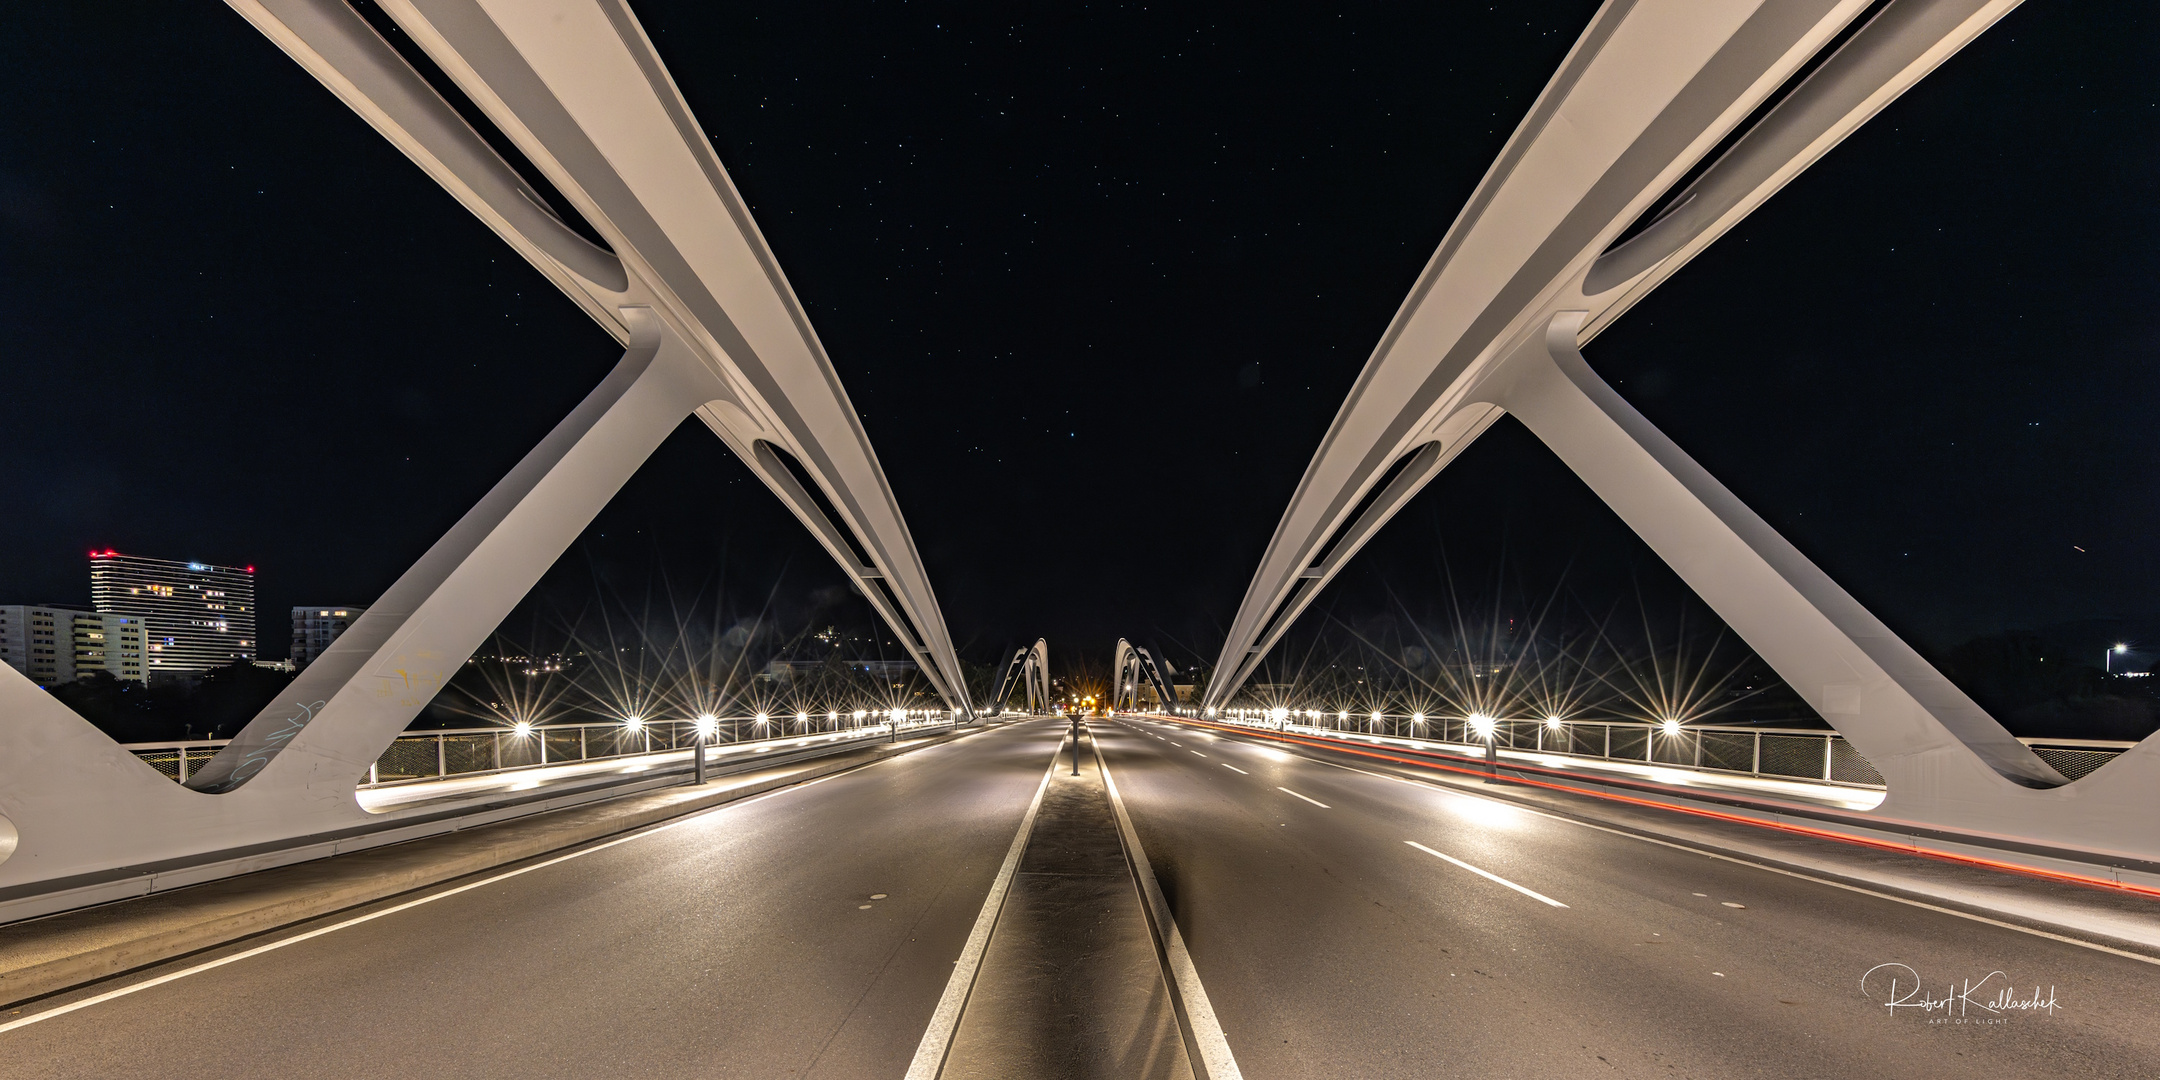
left=692, top=714, right=716, bottom=784
left=2107, top=643, right=2128, bottom=675
left=1070, top=707, right=1084, bottom=777
left=1471, top=714, right=1497, bottom=780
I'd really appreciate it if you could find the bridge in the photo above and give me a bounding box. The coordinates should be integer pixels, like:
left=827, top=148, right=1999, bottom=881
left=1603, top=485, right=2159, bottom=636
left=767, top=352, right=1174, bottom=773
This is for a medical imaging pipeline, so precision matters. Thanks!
left=4, top=1, right=2158, bottom=1077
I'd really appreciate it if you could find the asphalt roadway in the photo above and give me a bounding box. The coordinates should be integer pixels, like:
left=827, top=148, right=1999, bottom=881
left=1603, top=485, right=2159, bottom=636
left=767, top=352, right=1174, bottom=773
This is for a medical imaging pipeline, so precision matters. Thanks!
left=2, top=721, right=1070, bottom=1080
left=1101, top=716, right=2160, bottom=1079
left=6, top=716, right=2159, bottom=1079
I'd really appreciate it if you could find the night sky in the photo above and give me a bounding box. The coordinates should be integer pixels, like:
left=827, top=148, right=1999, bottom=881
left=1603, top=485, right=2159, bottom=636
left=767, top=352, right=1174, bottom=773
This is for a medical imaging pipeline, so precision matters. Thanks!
left=3, top=2, right=2156, bottom=687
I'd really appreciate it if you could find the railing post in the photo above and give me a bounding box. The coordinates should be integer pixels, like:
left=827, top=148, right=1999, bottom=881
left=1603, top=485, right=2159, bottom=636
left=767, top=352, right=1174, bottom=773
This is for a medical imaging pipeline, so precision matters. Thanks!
left=176, top=745, right=189, bottom=783
left=539, top=731, right=548, bottom=766
left=369, top=761, right=378, bottom=785
left=1751, top=733, right=1761, bottom=776
left=580, top=725, right=588, bottom=761
left=1603, top=724, right=1611, bottom=759
left=1822, top=735, right=1834, bottom=781
left=437, top=733, right=447, bottom=778
left=1693, top=733, right=1703, bottom=768
left=492, top=732, right=502, bottom=771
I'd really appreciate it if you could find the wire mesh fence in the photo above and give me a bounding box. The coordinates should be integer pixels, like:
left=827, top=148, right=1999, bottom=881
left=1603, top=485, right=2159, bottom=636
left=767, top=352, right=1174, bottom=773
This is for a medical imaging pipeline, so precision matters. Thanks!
left=1202, top=709, right=2134, bottom=792
left=121, top=714, right=930, bottom=789
left=1830, top=739, right=1886, bottom=786
left=2029, top=746, right=2120, bottom=781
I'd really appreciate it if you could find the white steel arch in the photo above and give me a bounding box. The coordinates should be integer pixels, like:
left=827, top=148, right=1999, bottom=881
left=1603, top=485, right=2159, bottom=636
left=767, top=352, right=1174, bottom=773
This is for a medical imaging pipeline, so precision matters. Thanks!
left=1111, top=639, right=1178, bottom=714
left=987, top=639, right=1051, bottom=716
left=0, top=0, right=967, bottom=901
left=1205, top=0, right=2160, bottom=860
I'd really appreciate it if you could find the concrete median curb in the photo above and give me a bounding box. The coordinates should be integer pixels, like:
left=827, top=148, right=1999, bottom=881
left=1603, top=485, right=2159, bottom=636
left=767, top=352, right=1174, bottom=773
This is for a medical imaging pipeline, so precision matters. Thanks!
left=0, top=728, right=988, bottom=1010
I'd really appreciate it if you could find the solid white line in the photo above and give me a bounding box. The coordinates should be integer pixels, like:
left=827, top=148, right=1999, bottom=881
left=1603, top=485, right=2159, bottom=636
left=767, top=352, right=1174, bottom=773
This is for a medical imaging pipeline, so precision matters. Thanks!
left=1277, top=787, right=1330, bottom=809
left=903, top=735, right=1066, bottom=1079
left=1094, top=735, right=1243, bottom=1079
left=1406, top=842, right=1568, bottom=908
left=1222, top=764, right=1248, bottom=775
left=0, top=769, right=855, bottom=1035
left=1190, top=750, right=1207, bottom=758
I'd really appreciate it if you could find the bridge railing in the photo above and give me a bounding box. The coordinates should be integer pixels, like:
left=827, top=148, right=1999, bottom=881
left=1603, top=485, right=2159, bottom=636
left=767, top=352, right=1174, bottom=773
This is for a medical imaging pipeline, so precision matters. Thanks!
left=1193, top=712, right=2132, bottom=789
left=120, top=711, right=967, bottom=787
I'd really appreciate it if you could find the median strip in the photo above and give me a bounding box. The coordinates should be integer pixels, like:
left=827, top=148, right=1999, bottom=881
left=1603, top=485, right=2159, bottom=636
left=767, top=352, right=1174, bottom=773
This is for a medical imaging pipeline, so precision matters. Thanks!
left=904, top=736, right=1065, bottom=1080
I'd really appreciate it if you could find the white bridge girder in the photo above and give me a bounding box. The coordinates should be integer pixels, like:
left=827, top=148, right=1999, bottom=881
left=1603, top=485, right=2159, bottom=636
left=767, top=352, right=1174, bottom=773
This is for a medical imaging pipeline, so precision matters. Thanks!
left=1205, top=0, right=2160, bottom=862
left=0, top=0, right=967, bottom=904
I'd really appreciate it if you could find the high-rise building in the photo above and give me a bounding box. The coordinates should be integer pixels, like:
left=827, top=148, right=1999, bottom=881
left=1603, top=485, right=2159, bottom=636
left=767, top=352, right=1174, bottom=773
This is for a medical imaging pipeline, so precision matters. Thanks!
left=291, top=606, right=367, bottom=668
left=0, top=605, right=149, bottom=686
left=90, top=551, right=256, bottom=675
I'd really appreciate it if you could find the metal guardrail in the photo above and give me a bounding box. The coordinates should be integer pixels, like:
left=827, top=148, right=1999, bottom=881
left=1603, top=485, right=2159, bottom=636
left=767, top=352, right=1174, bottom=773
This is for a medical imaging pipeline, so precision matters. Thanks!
left=122, top=713, right=968, bottom=788
left=1191, top=711, right=2132, bottom=789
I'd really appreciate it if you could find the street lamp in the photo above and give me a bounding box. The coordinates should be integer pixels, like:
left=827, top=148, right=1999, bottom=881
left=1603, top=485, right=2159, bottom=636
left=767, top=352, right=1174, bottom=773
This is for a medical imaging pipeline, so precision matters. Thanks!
left=1470, top=714, right=1497, bottom=779
left=692, top=714, right=717, bottom=784
left=2107, top=643, right=2129, bottom=674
